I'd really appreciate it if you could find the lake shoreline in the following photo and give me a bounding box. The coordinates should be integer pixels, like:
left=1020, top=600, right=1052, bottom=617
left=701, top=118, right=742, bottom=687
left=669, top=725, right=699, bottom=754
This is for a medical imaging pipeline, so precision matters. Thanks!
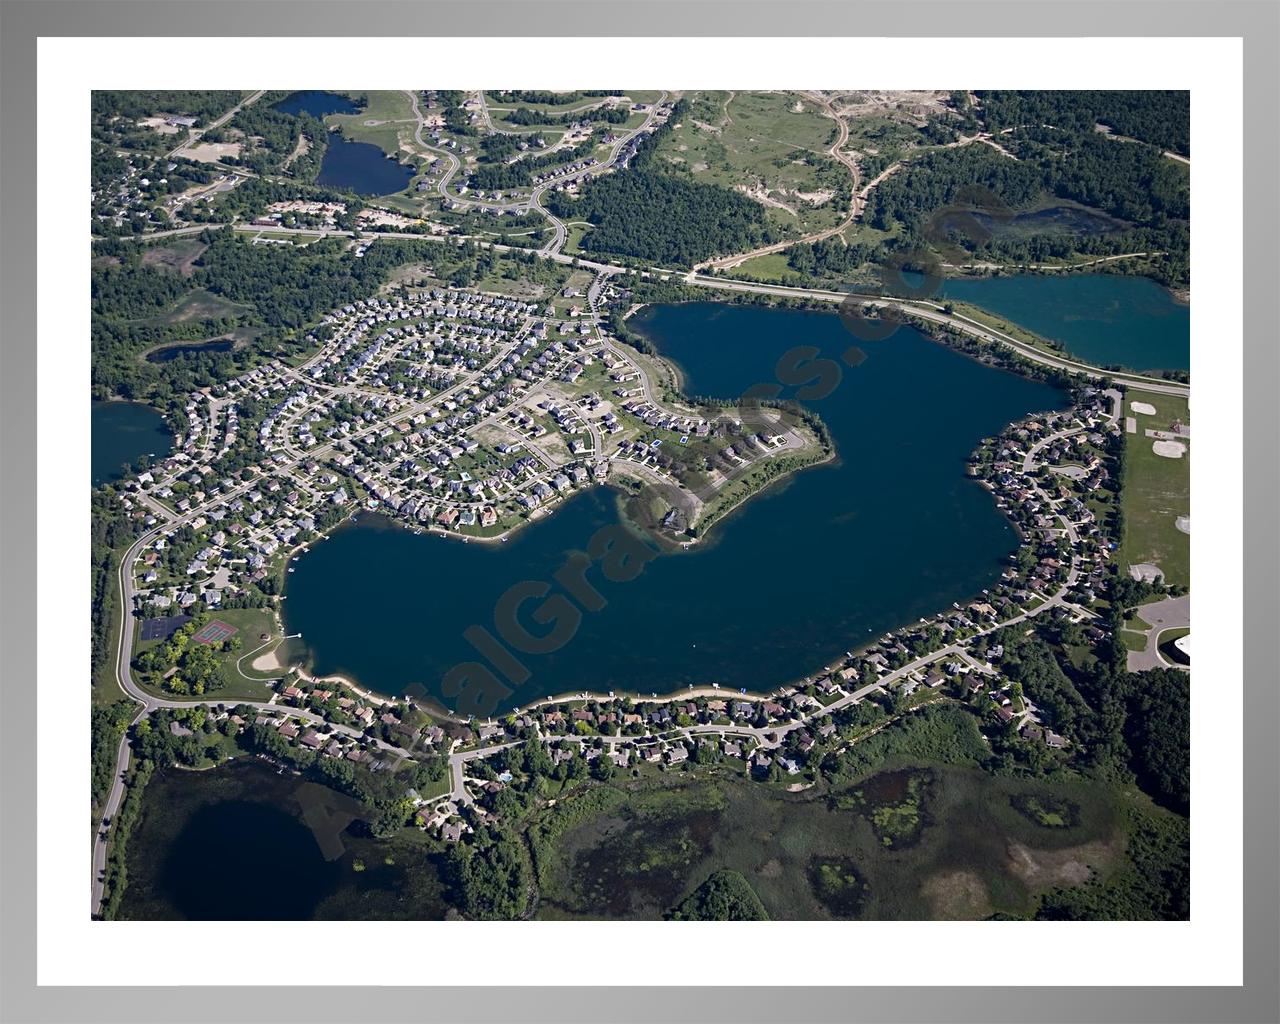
left=279, top=304, right=1064, bottom=713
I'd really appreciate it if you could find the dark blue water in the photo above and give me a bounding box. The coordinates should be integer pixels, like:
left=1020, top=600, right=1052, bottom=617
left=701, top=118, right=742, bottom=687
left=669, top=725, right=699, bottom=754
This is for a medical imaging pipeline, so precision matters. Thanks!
left=940, top=274, right=1189, bottom=372
left=92, top=400, right=173, bottom=486
left=317, top=138, right=414, bottom=197
left=273, top=90, right=362, bottom=118
left=285, top=303, right=1065, bottom=711
left=116, top=759, right=451, bottom=920
left=146, top=338, right=235, bottom=363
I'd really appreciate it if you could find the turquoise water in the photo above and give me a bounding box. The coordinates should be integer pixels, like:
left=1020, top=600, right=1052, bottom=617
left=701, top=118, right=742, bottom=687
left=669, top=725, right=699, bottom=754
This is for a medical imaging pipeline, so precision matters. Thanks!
left=940, top=274, right=1189, bottom=372
left=317, top=138, right=414, bottom=197
left=92, top=400, right=172, bottom=486
left=284, top=302, right=1065, bottom=713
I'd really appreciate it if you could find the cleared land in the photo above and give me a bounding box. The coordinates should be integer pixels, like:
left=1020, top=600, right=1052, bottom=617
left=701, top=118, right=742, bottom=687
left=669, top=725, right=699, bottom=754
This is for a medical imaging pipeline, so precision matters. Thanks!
left=653, top=90, right=850, bottom=239
left=140, top=238, right=209, bottom=277
left=1119, top=394, right=1190, bottom=588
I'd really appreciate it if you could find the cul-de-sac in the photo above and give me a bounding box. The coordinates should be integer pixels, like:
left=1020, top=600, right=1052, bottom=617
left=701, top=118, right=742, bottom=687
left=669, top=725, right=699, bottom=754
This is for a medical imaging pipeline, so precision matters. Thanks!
left=91, top=89, right=1190, bottom=923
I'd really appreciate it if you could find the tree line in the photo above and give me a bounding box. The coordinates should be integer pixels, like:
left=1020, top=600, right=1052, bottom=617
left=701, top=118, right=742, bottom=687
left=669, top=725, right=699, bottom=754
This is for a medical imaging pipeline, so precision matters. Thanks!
left=977, top=90, right=1189, bottom=157
left=865, top=138, right=1189, bottom=287
left=548, top=169, right=773, bottom=266
left=502, top=104, right=631, bottom=127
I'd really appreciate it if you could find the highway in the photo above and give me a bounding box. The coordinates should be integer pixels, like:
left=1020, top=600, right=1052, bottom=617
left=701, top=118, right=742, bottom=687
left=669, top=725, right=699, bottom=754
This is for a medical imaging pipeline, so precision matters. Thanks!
left=677, top=272, right=1190, bottom=397
left=92, top=96, right=1185, bottom=909
left=115, top=216, right=1186, bottom=399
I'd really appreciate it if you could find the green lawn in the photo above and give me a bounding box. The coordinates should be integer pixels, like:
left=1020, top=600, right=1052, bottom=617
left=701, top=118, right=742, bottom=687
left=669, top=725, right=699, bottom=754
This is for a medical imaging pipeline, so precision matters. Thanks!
left=941, top=299, right=1069, bottom=361
left=130, top=606, right=283, bottom=703
left=1156, top=627, right=1191, bottom=666
left=326, top=90, right=418, bottom=157
left=1119, top=630, right=1148, bottom=653
left=93, top=541, right=135, bottom=707
left=732, top=252, right=794, bottom=283
left=562, top=221, right=593, bottom=255
left=1118, top=394, right=1190, bottom=589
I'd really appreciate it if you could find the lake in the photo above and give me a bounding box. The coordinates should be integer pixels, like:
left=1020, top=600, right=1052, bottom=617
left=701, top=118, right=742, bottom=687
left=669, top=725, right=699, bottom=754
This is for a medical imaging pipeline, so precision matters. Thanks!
left=940, top=273, right=1189, bottom=372
left=317, top=137, right=415, bottom=196
left=284, top=302, right=1066, bottom=713
left=272, top=90, right=362, bottom=118
left=145, top=338, right=235, bottom=363
left=92, top=400, right=173, bottom=486
left=116, top=759, right=451, bottom=921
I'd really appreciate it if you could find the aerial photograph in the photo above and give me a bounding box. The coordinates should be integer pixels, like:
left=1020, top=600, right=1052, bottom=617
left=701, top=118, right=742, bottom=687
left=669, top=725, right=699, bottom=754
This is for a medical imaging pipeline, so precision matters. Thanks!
left=90, top=89, right=1191, bottom=923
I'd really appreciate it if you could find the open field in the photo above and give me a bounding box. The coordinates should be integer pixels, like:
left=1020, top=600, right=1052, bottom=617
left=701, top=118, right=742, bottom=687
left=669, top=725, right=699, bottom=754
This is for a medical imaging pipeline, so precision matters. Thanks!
left=532, top=765, right=1126, bottom=920
left=133, top=606, right=282, bottom=701
left=136, top=287, right=252, bottom=326
left=325, top=90, right=419, bottom=157
left=175, top=141, right=243, bottom=163
left=654, top=90, right=850, bottom=239
left=1119, top=394, right=1190, bottom=588
left=139, top=238, right=208, bottom=277
left=729, top=251, right=794, bottom=283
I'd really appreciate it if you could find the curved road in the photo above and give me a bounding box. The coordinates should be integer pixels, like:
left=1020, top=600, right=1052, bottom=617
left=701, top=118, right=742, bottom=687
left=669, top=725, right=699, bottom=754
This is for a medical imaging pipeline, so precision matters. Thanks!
left=92, top=350, right=1109, bottom=914
left=679, top=272, right=1190, bottom=397
left=405, top=89, right=668, bottom=256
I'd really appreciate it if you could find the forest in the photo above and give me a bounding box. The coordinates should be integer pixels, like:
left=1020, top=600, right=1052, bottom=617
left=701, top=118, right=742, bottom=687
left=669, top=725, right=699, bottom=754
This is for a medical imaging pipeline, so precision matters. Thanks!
left=91, top=490, right=139, bottom=682
left=977, top=90, right=1190, bottom=156
left=543, top=97, right=774, bottom=266
left=91, top=91, right=243, bottom=126
left=466, top=136, right=597, bottom=191
left=210, top=92, right=328, bottom=180
left=865, top=136, right=1190, bottom=287
left=491, top=90, right=622, bottom=106
left=1035, top=805, right=1189, bottom=920
left=502, top=104, right=631, bottom=127
left=547, top=169, right=773, bottom=265
left=666, top=870, right=770, bottom=920
left=90, top=230, right=551, bottom=409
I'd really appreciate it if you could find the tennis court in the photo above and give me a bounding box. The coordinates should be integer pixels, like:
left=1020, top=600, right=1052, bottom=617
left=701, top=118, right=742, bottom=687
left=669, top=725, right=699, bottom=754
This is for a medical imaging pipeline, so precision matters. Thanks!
left=192, top=620, right=238, bottom=645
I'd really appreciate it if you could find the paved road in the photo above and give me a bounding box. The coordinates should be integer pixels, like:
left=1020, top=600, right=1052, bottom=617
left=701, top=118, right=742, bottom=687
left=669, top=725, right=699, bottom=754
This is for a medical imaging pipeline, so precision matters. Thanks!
left=1126, top=594, right=1191, bottom=672
left=534, top=91, right=668, bottom=257
left=448, top=742, right=519, bottom=805
left=166, top=90, right=265, bottom=160
left=679, top=273, right=1190, bottom=397
left=698, top=91, right=861, bottom=273
left=91, top=320, right=532, bottom=915
left=404, top=89, right=668, bottom=254
left=93, top=138, right=1170, bottom=910
left=95, top=411, right=1094, bottom=913
left=115, top=221, right=1182, bottom=397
